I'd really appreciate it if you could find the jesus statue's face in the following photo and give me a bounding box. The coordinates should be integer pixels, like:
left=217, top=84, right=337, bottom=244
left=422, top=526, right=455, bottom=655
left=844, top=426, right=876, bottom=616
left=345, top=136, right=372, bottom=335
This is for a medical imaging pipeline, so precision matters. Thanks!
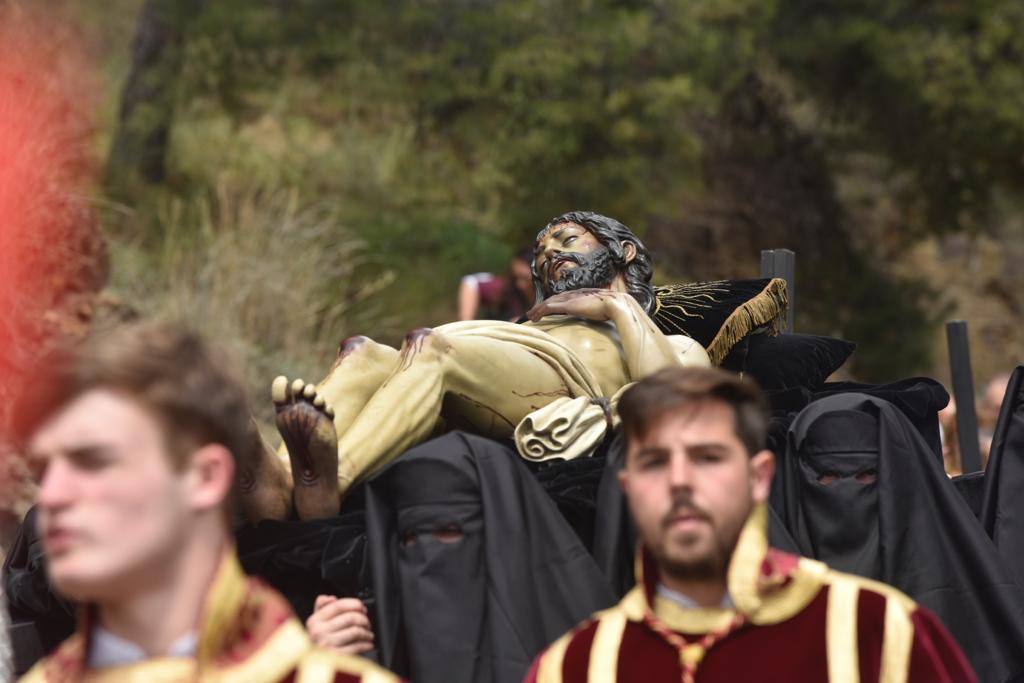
left=533, top=222, right=617, bottom=296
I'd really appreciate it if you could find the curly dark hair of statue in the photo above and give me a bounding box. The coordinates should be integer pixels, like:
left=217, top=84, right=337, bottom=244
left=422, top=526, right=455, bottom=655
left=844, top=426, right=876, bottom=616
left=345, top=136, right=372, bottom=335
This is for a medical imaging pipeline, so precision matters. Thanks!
left=532, top=211, right=656, bottom=314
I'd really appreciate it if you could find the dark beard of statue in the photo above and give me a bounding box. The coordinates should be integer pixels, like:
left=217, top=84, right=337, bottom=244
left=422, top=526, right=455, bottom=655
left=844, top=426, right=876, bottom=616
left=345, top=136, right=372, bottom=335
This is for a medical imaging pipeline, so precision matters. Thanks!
left=545, top=247, right=618, bottom=296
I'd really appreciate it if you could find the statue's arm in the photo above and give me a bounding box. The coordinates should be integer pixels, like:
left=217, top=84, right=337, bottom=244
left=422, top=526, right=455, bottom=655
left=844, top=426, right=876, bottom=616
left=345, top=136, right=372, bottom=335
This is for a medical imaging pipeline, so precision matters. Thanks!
left=603, top=292, right=710, bottom=378
left=527, top=289, right=711, bottom=380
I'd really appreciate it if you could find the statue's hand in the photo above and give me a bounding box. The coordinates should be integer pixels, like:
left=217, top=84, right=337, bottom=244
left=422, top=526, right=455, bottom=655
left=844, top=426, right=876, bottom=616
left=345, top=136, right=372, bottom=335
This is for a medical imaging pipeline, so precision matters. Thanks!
left=527, top=288, right=624, bottom=322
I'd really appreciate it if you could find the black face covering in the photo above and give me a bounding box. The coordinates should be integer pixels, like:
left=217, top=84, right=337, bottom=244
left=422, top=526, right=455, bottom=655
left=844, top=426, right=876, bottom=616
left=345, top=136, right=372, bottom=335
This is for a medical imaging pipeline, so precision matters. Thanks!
left=366, top=432, right=614, bottom=683
left=777, top=393, right=1024, bottom=683
left=391, top=467, right=488, bottom=682
left=795, top=411, right=881, bottom=578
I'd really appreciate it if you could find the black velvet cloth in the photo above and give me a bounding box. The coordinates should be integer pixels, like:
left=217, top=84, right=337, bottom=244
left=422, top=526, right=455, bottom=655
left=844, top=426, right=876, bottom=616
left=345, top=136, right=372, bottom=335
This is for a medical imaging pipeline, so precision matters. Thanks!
left=981, top=366, right=1024, bottom=589
left=526, top=446, right=608, bottom=551
left=816, top=378, right=949, bottom=460
left=764, top=377, right=949, bottom=466
left=723, top=333, right=856, bottom=393
left=777, top=393, right=1024, bottom=683
left=365, top=431, right=615, bottom=683
left=590, top=432, right=635, bottom=598
left=235, top=503, right=371, bottom=623
left=952, top=471, right=987, bottom=520
left=2, top=506, right=75, bottom=673
left=2, top=508, right=74, bottom=627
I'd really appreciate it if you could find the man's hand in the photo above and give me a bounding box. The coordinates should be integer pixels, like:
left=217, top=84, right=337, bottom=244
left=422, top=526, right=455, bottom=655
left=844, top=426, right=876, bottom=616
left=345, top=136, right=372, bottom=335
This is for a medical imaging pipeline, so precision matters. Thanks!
left=527, top=289, right=625, bottom=322
left=306, top=594, right=375, bottom=656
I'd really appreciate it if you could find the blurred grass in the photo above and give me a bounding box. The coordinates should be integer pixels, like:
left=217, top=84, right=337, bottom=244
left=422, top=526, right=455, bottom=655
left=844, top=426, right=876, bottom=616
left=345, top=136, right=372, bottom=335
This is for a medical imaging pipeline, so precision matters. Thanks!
left=98, top=180, right=396, bottom=432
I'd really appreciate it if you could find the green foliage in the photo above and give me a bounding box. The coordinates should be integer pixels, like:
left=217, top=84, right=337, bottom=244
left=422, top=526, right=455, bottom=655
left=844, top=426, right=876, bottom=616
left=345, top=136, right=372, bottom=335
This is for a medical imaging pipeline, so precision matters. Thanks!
left=170, top=0, right=783, bottom=231
left=94, top=0, right=1024, bottom=381
left=770, top=0, right=1024, bottom=234
left=101, top=183, right=393, bottom=426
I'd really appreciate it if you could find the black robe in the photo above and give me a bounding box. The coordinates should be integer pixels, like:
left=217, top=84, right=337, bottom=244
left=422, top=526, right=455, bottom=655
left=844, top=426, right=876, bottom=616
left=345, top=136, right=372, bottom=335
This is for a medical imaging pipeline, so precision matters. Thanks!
left=765, top=377, right=949, bottom=462
left=981, top=365, right=1024, bottom=588
left=235, top=506, right=372, bottom=622
left=2, top=507, right=75, bottom=674
left=778, top=392, right=1024, bottom=683
left=365, top=431, right=614, bottom=683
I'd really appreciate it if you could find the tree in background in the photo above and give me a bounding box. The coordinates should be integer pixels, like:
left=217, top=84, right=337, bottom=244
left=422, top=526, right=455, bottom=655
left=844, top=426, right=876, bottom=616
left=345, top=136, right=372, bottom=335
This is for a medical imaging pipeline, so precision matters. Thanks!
left=106, top=0, right=205, bottom=192
left=95, top=0, right=1024, bottom=381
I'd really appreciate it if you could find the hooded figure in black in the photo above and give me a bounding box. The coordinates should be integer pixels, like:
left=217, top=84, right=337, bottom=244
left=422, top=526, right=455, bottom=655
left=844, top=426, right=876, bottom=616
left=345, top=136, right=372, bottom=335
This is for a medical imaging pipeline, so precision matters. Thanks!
left=365, top=431, right=615, bottom=683
left=981, top=365, right=1024, bottom=588
left=778, top=392, right=1024, bottom=683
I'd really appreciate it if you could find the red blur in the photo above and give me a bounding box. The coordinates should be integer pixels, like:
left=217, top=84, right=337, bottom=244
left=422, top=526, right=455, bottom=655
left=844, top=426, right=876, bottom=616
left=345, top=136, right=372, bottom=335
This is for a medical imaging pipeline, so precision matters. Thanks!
left=0, top=5, right=104, bottom=484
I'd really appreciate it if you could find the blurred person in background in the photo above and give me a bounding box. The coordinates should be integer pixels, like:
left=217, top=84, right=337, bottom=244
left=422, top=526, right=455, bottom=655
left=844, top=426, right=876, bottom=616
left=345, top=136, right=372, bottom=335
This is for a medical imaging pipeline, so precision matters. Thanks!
left=939, top=396, right=961, bottom=476
left=457, top=247, right=535, bottom=321
left=979, top=372, right=1011, bottom=463
left=13, top=322, right=399, bottom=683
left=940, top=373, right=1012, bottom=473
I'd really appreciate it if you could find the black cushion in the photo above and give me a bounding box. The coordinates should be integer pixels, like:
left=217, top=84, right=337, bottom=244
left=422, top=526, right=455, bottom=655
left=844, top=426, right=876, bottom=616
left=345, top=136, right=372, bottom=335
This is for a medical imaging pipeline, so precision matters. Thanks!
left=727, top=332, right=856, bottom=392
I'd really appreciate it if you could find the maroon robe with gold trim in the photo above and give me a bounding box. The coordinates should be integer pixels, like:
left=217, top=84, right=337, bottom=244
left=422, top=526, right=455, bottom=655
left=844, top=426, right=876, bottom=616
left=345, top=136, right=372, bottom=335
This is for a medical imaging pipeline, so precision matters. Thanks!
left=526, top=504, right=976, bottom=683
left=19, top=549, right=401, bottom=683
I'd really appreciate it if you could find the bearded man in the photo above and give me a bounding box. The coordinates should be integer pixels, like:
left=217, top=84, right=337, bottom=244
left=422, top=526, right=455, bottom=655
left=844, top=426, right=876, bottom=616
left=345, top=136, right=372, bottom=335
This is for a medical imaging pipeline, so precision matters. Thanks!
left=526, top=366, right=976, bottom=683
left=247, top=211, right=711, bottom=521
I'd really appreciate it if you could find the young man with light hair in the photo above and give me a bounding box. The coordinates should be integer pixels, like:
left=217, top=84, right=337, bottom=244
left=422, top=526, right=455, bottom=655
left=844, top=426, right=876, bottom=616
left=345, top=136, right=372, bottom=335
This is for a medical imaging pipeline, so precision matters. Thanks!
left=526, top=366, right=975, bottom=682
left=15, top=322, right=398, bottom=682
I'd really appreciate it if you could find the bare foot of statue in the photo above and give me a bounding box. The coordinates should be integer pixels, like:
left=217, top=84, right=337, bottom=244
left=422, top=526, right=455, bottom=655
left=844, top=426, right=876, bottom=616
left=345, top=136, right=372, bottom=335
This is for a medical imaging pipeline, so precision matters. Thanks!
left=272, top=376, right=341, bottom=520
left=236, top=419, right=293, bottom=523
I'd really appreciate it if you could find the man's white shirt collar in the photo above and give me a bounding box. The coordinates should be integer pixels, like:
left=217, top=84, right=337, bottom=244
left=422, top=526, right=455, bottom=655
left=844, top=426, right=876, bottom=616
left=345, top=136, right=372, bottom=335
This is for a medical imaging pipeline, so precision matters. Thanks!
left=656, top=583, right=734, bottom=610
left=88, top=627, right=197, bottom=669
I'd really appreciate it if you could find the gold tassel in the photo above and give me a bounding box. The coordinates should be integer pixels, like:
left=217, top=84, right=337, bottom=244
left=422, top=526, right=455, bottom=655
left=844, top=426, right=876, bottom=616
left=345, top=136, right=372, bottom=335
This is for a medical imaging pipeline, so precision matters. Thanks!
left=705, top=278, right=789, bottom=365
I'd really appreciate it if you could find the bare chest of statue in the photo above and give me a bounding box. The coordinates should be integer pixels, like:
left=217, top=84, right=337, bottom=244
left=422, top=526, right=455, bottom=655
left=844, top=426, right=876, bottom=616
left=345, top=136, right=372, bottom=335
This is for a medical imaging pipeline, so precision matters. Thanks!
left=524, top=315, right=631, bottom=395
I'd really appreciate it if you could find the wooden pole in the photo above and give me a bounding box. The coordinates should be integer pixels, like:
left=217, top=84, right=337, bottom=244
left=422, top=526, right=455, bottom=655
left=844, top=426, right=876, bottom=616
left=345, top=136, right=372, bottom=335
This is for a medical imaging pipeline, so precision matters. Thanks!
left=946, top=320, right=982, bottom=473
left=760, top=248, right=795, bottom=332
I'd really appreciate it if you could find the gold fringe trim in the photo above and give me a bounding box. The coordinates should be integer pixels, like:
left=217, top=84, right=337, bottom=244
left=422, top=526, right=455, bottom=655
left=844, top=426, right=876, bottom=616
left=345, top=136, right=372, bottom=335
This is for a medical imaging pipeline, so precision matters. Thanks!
left=706, top=278, right=789, bottom=365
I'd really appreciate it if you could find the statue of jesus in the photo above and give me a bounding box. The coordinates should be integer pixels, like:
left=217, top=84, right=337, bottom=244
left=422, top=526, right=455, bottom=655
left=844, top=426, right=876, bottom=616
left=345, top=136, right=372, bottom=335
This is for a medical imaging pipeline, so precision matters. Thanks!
left=242, top=211, right=710, bottom=521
